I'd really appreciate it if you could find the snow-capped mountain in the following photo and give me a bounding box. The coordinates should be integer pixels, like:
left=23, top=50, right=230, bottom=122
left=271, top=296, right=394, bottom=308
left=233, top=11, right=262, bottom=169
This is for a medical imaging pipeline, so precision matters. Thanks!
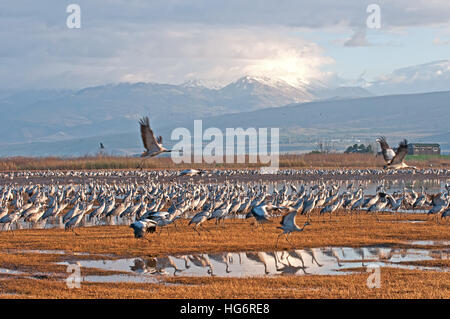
left=217, top=76, right=314, bottom=110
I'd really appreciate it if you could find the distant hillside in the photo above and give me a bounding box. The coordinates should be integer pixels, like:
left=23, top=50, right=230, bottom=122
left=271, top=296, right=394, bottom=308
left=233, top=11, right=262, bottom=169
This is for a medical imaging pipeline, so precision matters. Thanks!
left=0, top=77, right=371, bottom=147
left=1, top=90, right=448, bottom=156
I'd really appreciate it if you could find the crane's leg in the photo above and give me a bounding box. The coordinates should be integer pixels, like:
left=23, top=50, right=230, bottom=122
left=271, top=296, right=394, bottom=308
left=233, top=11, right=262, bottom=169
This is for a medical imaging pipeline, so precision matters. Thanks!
left=285, top=234, right=295, bottom=248
left=299, top=255, right=305, bottom=268
left=71, top=228, right=80, bottom=236
left=311, top=253, right=322, bottom=267
left=201, top=224, right=210, bottom=233
left=9, top=223, right=15, bottom=236
left=137, top=157, right=147, bottom=170
left=275, top=233, right=283, bottom=247
left=193, top=226, right=201, bottom=236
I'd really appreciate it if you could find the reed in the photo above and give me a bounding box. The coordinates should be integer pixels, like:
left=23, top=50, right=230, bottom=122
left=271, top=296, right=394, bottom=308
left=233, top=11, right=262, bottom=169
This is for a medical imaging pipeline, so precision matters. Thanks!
left=1, top=153, right=448, bottom=171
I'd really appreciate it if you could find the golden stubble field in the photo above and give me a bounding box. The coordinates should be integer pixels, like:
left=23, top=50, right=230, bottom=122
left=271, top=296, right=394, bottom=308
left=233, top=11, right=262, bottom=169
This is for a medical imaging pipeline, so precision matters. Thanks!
left=0, top=212, right=448, bottom=299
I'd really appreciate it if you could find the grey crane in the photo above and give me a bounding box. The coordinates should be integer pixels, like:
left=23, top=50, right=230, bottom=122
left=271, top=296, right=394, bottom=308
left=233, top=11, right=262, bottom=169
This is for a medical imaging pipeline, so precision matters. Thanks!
left=276, top=207, right=311, bottom=247
left=130, top=218, right=157, bottom=240
left=137, top=116, right=180, bottom=169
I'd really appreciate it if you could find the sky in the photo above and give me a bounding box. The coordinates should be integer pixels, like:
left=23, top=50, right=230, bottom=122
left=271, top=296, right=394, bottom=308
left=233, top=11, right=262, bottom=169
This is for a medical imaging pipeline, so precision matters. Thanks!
left=1, top=0, right=450, bottom=90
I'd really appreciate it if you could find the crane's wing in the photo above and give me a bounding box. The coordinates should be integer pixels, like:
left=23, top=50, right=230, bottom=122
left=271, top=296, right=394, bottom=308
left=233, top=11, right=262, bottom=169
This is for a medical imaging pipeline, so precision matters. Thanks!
left=378, top=192, right=387, bottom=198
left=139, top=116, right=162, bottom=153
left=252, top=206, right=265, bottom=218
left=249, top=205, right=271, bottom=221
left=280, top=210, right=297, bottom=228
left=389, top=139, right=408, bottom=165
left=431, top=194, right=445, bottom=207
left=386, top=194, right=396, bottom=207
left=377, top=136, right=395, bottom=163
left=290, top=185, right=298, bottom=193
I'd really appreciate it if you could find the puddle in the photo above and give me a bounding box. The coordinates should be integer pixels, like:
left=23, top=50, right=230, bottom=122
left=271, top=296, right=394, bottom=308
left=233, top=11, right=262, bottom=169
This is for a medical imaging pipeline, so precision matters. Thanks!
left=17, top=249, right=67, bottom=255
left=389, top=220, right=426, bottom=224
left=0, top=292, right=19, bottom=296
left=58, top=245, right=449, bottom=281
left=82, top=274, right=160, bottom=283
left=0, top=268, right=23, bottom=275
left=3, top=249, right=113, bottom=259
left=9, top=215, right=133, bottom=231
left=408, top=240, right=450, bottom=246
left=379, top=220, right=426, bottom=224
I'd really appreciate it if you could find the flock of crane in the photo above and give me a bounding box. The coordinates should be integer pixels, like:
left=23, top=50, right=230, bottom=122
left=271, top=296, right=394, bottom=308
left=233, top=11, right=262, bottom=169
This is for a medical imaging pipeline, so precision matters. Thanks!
left=0, top=177, right=448, bottom=244
left=0, top=116, right=448, bottom=246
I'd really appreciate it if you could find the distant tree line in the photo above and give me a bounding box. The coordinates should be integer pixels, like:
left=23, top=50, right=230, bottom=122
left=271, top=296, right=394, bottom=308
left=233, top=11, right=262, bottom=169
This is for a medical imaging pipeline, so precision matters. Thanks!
left=344, top=143, right=374, bottom=154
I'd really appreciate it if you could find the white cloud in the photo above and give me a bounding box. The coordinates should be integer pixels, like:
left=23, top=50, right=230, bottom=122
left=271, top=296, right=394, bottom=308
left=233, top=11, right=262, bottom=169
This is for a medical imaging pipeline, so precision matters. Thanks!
left=433, top=37, right=450, bottom=45
left=368, top=60, right=450, bottom=94
left=1, top=1, right=450, bottom=89
left=2, top=1, right=450, bottom=29
left=344, top=29, right=371, bottom=47
left=0, top=23, right=334, bottom=89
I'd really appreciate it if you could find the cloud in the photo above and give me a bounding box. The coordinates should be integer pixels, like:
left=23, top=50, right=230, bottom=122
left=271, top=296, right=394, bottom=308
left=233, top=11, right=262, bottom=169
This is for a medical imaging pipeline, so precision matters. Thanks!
left=367, top=60, right=450, bottom=94
left=433, top=37, right=450, bottom=45
left=1, top=1, right=450, bottom=29
left=1, top=1, right=450, bottom=89
left=0, top=21, right=334, bottom=89
left=344, top=29, right=371, bottom=47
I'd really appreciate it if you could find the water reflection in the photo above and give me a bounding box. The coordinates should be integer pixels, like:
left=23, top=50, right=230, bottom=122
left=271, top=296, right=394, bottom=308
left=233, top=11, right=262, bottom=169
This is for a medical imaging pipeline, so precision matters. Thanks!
left=59, top=245, right=449, bottom=281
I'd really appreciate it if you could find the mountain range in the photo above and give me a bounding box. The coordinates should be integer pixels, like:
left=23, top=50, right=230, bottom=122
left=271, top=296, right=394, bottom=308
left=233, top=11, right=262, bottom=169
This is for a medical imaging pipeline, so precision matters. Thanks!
left=0, top=76, right=371, bottom=146
left=0, top=61, right=449, bottom=156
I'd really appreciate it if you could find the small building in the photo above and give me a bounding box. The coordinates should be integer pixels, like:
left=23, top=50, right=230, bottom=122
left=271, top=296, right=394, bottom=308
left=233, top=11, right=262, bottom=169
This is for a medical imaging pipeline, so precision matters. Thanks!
left=407, top=143, right=440, bottom=155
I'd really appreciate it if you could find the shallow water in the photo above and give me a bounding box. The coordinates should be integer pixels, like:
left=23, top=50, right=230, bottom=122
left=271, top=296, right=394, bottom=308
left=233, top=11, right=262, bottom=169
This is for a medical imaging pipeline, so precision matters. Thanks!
left=408, top=240, right=450, bottom=246
left=17, top=249, right=67, bottom=255
left=9, top=215, right=134, bottom=230
left=57, top=245, right=449, bottom=282
left=0, top=268, right=23, bottom=275
left=82, top=274, right=160, bottom=283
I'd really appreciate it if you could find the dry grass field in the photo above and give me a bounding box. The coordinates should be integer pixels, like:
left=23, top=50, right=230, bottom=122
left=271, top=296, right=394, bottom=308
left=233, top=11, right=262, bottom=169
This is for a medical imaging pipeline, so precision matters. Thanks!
left=0, top=213, right=448, bottom=299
